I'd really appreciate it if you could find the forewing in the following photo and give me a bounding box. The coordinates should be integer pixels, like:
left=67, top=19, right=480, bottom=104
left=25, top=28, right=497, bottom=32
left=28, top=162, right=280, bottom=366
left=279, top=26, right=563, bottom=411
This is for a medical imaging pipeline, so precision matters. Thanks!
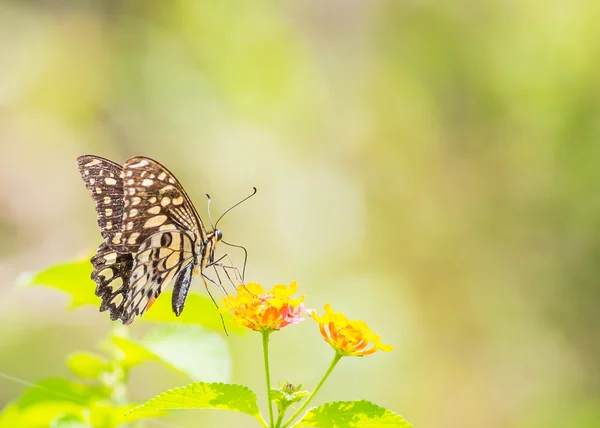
left=121, top=230, right=196, bottom=324
left=91, top=242, right=134, bottom=321
left=120, top=156, right=206, bottom=249
left=76, top=155, right=126, bottom=245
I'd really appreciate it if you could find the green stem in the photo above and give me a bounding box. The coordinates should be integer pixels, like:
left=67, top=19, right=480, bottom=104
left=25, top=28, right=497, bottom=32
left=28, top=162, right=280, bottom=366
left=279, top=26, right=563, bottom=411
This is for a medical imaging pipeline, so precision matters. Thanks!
left=106, top=324, right=129, bottom=406
left=275, top=408, right=285, bottom=428
left=256, top=414, right=269, bottom=428
left=282, top=352, right=342, bottom=428
left=262, top=331, right=275, bottom=428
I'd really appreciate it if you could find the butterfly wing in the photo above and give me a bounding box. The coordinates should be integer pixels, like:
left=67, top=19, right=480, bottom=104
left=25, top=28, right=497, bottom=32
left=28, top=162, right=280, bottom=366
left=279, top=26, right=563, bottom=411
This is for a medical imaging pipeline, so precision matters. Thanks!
left=118, top=156, right=206, bottom=322
left=121, top=230, right=196, bottom=324
left=76, top=155, right=133, bottom=321
left=120, top=156, right=206, bottom=249
left=76, top=155, right=126, bottom=246
left=91, top=243, right=134, bottom=321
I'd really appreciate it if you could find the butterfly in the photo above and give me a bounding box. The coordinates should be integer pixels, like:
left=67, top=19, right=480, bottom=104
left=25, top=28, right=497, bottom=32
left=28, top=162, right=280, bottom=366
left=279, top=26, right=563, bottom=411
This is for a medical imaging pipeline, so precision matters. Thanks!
left=76, top=155, right=253, bottom=324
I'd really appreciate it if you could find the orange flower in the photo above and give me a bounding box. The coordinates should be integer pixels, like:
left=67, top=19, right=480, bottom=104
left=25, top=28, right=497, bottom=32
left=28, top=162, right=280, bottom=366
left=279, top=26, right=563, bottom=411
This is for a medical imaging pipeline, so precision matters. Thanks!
left=221, top=282, right=307, bottom=332
left=312, top=304, right=393, bottom=356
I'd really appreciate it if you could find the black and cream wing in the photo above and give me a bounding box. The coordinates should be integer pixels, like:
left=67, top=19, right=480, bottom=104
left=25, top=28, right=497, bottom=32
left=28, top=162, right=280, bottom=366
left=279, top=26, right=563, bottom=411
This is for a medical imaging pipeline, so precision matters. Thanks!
left=76, top=155, right=126, bottom=246
left=77, top=155, right=132, bottom=321
left=117, top=157, right=206, bottom=322
left=120, top=230, right=196, bottom=324
left=119, top=156, right=206, bottom=249
left=90, top=243, right=133, bottom=321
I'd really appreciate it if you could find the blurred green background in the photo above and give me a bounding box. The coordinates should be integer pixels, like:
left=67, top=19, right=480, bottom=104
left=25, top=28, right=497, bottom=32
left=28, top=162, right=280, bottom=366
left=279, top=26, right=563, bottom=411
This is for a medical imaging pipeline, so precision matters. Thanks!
left=1, top=0, right=600, bottom=427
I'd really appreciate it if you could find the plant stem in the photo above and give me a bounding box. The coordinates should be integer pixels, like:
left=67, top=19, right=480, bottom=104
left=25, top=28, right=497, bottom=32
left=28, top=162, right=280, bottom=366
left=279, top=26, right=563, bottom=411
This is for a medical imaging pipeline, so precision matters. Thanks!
left=275, top=408, right=285, bottom=428
left=262, top=331, right=275, bottom=427
left=281, top=352, right=342, bottom=428
left=107, top=324, right=129, bottom=406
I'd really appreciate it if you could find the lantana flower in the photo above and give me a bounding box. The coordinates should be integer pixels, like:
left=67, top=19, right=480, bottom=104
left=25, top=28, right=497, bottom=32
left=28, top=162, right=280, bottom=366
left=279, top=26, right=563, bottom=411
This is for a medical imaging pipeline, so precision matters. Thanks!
left=312, top=304, right=393, bottom=356
left=221, top=282, right=307, bottom=332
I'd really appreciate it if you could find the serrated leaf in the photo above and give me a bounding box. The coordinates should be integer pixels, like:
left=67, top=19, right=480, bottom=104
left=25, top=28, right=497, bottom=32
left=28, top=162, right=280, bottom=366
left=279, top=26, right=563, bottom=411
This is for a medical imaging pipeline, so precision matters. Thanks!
left=294, top=400, right=413, bottom=428
left=271, top=389, right=309, bottom=410
left=67, top=352, right=108, bottom=379
left=21, top=259, right=96, bottom=308
left=17, top=378, right=104, bottom=409
left=141, top=324, right=232, bottom=382
left=126, top=382, right=263, bottom=424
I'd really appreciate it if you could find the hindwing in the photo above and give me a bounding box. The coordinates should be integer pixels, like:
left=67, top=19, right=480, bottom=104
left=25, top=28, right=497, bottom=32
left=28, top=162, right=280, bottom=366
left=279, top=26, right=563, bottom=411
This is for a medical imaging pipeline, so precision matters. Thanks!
left=120, top=230, right=196, bottom=324
left=91, top=242, right=134, bottom=321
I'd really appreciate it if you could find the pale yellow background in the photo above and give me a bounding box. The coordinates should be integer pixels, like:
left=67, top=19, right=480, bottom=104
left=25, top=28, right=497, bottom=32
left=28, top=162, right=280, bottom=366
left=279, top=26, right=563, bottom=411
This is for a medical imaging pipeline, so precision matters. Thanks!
left=0, top=1, right=599, bottom=427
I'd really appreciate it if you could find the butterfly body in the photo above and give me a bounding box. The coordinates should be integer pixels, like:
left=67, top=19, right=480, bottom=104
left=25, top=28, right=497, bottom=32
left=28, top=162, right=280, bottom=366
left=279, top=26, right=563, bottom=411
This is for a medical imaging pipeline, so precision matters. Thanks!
left=77, top=155, right=224, bottom=324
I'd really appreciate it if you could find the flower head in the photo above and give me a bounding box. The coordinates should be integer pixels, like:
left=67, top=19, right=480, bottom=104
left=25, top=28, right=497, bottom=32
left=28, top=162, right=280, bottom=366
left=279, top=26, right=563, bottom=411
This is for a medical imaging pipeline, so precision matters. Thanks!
left=312, top=304, right=393, bottom=356
left=221, top=282, right=307, bottom=332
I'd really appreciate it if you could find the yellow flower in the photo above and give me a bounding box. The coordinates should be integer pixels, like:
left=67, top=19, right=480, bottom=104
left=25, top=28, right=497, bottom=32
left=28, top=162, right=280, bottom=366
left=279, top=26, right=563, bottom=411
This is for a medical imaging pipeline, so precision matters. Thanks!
left=312, top=304, right=393, bottom=356
left=221, top=282, right=307, bottom=332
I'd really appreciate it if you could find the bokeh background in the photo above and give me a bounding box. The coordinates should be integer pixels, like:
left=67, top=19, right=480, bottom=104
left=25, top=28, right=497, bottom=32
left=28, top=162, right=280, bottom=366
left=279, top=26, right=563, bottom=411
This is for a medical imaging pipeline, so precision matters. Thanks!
left=1, top=1, right=600, bottom=427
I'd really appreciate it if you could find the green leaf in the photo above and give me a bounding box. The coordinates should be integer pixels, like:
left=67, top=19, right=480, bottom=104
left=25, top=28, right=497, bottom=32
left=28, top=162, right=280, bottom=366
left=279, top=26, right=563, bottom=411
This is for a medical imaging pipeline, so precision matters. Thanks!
left=111, top=335, right=159, bottom=370
left=110, top=325, right=232, bottom=382
left=17, top=378, right=104, bottom=409
left=141, top=291, right=245, bottom=333
left=294, top=400, right=413, bottom=428
left=20, top=258, right=245, bottom=332
left=272, top=388, right=309, bottom=404
left=66, top=352, right=108, bottom=379
left=88, top=402, right=164, bottom=428
left=271, top=388, right=309, bottom=413
left=109, top=404, right=165, bottom=424
left=141, top=324, right=232, bottom=382
left=126, top=382, right=263, bottom=424
left=50, top=413, right=92, bottom=428
left=0, top=401, right=85, bottom=428
left=0, top=403, right=22, bottom=427
left=20, top=258, right=96, bottom=308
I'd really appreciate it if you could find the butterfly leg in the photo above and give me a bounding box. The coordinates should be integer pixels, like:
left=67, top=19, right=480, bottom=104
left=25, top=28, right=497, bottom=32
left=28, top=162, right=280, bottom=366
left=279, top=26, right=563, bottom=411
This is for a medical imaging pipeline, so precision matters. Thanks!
left=200, top=271, right=229, bottom=335
left=212, top=264, right=223, bottom=287
left=201, top=270, right=228, bottom=296
left=209, top=253, right=245, bottom=284
left=209, top=263, right=239, bottom=296
left=217, top=264, right=240, bottom=294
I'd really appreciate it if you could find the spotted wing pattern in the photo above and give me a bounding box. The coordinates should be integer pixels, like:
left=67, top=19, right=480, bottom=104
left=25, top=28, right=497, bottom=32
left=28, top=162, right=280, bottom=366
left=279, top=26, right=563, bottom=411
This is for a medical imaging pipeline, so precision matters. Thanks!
left=76, top=156, right=126, bottom=245
left=78, top=155, right=215, bottom=324
left=117, top=157, right=206, bottom=322
left=120, top=230, right=196, bottom=323
left=76, top=155, right=133, bottom=321
left=91, top=243, right=133, bottom=320
left=120, top=156, right=206, bottom=249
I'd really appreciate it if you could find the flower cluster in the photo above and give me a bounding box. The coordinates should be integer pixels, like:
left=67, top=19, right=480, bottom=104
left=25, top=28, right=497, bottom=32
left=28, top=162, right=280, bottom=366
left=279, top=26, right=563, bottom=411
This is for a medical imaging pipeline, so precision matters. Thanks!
left=312, top=304, right=393, bottom=356
left=221, top=282, right=306, bottom=332
left=222, top=282, right=392, bottom=357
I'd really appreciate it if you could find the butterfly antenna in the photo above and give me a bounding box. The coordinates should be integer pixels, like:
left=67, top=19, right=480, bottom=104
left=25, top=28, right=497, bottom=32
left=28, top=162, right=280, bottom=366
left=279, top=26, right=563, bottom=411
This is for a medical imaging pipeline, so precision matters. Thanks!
left=222, top=240, right=248, bottom=282
left=214, top=187, right=257, bottom=229
left=206, top=193, right=215, bottom=229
